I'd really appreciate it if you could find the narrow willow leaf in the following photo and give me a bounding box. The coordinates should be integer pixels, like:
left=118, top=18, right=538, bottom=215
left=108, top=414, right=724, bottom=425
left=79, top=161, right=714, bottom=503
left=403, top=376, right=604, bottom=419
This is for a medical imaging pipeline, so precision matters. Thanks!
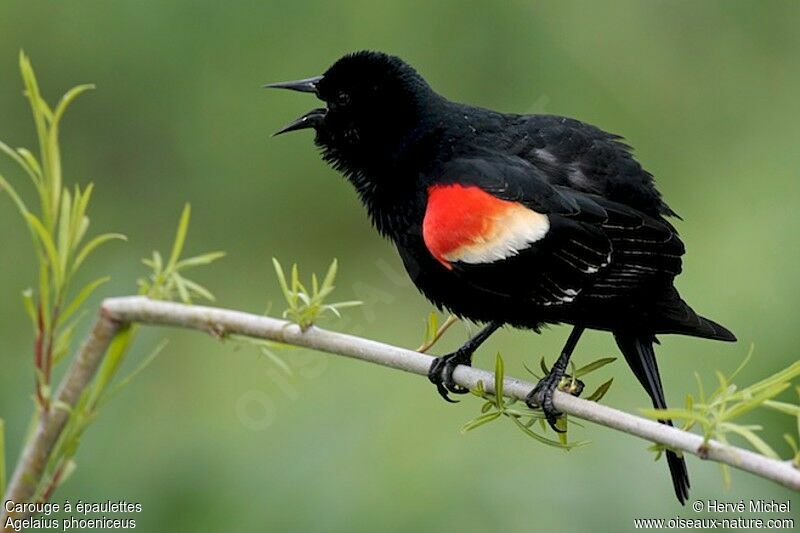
left=762, top=400, right=800, bottom=417
left=639, top=408, right=708, bottom=424
left=718, top=463, right=731, bottom=490
left=728, top=343, right=755, bottom=382
left=327, top=300, right=362, bottom=309
left=180, top=277, right=216, bottom=302
left=99, top=339, right=167, bottom=409
left=21, top=288, right=37, bottom=331
left=17, top=148, right=43, bottom=179
left=461, top=411, right=502, bottom=433
left=166, top=203, right=191, bottom=271
left=723, top=423, right=779, bottom=459
left=510, top=415, right=585, bottom=449
left=58, top=459, right=78, bottom=487
left=555, top=416, right=569, bottom=444
left=57, top=187, right=72, bottom=274
left=175, top=251, right=226, bottom=270
left=0, top=174, right=32, bottom=222
left=422, top=312, right=438, bottom=349
left=173, top=273, right=191, bottom=303
left=783, top=434, right=798, bottom=453
left=539, top=356, right=549, bottom=375
left=724, top=383, right=791, bottom=421
left=24, top=211, right=62, bottom=285
left=744, top=360, right=800, bottom=396
left=694, top=372, right=706, bottom=404
left=259, top=347, right=293, bottom=376
left=494, top=353, right=505, bottom=407
left=52, top=313, right=86, bottom=366
left=0, top=140, right=40, bottom=186
left=272, top=258, right=292, bottom=304
left=51, top=84, right=95, bottom=127
left=71, top=233, right=127, bottom=275
left=586, top=378, right=614, bottom=401
left=60, top=277, right=110, bottom=323
left=321, top=258, right=338, bottom=291
left=87, top=324, right=134, bottom=409
left=575, top=357, right=616, bottom=378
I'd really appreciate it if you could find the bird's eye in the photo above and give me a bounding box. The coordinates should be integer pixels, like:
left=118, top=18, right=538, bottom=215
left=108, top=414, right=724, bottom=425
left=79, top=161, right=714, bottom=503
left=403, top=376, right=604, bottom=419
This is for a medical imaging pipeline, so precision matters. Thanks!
left=336, top=92, right=350, bottom=106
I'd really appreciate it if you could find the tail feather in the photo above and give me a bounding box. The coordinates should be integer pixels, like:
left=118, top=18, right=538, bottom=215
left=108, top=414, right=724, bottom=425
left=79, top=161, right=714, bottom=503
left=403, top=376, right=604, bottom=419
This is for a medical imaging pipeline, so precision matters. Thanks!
left=614, top=333, right=690, bottom=504
left=656, top=288, right=737, bottom=342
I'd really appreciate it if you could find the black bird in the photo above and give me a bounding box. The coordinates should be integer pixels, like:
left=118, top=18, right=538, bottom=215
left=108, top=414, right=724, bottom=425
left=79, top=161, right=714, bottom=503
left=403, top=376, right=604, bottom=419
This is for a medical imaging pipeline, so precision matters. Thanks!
left=266, top=51, right=736, bottom=504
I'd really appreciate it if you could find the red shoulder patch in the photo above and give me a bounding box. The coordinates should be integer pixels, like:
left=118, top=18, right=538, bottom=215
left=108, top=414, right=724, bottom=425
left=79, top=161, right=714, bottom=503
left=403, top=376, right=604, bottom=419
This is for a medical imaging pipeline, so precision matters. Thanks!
left=423, top=184, right=530, bottom=269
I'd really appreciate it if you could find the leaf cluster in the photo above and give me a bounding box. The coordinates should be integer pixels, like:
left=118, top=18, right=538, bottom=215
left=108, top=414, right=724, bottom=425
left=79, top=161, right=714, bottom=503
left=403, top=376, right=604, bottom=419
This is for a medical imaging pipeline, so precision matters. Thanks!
left=461, top=353, right=616, bottom=449
left=138, top=204, right=225, bottom=303
left=640, top=346, right=800, bottom=486
left=272, top=258, right=361, bottom=331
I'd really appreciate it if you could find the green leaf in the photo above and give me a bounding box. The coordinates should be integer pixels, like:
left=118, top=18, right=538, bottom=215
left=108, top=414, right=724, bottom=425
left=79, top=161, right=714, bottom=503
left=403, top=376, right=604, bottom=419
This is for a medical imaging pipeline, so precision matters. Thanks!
left=57, top=187, right=72, bottom=275
left=509, top=415, right=585, bottom=449
left=259, top=347, right=293, bottom=376
left=24, top=211, right=62, bottom=285
left=720, top=463, right=731, bottom=490
left=586, top=378, right=614, bottom=401
left=52, top=313, right=85, bottom=366
left=762, top=400, right=800, bottom=417
left=0, top=140, right=41, bottom=187
left=724, top=382, right=791, bottom=421
left=273, top=258, right=292, bottom=305
left=744, top=360, right=800, bottom=396
left=99, top=339, right=167, bottom=408
left=87, top=324, right=134, bottom=409
left=175, top=251, right=226, bottom=270
left=461, top=411, right=502, bottom=433
left=71, top=233, right=127, bottom=276
left=180, top=276, right=216, bottom=302
left=639, top=408, right=709, bottom=424
left=539, top=356, right=549, bottom=376
left=575, top=357, right=616, bottom=378
left=722, top=423, right=779, bottom=459
left=51, top=84, right=95, bottom=128
left=166, top=203, right=191, bottom=271
left=60, top=277, right=110, bottom=324
left=21, top=288, right=37, bottom=331
left=321, top=258, right=338, bottom=292
left=494, top=353, right=505, bottom=407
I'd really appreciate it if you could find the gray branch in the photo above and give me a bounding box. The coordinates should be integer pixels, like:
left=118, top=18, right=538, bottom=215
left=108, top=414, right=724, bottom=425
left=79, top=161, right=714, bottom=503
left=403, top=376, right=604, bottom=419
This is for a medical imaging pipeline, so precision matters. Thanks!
left=3, top=296, right=798, bottom=524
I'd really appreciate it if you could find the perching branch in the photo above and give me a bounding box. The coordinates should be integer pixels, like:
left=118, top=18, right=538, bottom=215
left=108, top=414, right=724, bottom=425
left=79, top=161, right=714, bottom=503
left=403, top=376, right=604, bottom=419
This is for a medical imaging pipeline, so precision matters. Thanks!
left=3, top=296, right=798, bottom=523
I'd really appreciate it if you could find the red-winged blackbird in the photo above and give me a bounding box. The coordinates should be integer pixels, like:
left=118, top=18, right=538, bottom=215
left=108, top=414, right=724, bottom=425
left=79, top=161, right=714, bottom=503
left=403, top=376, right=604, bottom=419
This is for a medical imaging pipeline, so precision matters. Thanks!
left=267, top=51, right=735, bottom=504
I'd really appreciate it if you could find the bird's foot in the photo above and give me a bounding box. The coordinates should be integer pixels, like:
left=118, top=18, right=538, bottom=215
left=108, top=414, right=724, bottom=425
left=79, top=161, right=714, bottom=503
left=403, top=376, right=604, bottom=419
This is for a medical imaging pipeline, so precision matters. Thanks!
left=525, top=369, right=585, bottom=432
left=427, top=349, right=472, bottom=403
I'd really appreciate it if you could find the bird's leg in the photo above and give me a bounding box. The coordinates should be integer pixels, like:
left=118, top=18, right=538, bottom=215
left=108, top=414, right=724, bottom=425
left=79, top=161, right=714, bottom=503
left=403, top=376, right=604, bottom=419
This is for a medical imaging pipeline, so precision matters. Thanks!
left=526, top=325, right=586, bottom=432
left=428, top=321, right=501, bottom=403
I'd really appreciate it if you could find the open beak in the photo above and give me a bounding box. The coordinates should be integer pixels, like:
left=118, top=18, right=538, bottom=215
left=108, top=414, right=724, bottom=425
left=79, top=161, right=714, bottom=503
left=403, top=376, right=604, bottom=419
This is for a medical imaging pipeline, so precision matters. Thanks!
left=271, top=107, right=327, bottom=136
left=264, top=75, right=326, bottom=136
left=263, top=75, right=322, bottom=94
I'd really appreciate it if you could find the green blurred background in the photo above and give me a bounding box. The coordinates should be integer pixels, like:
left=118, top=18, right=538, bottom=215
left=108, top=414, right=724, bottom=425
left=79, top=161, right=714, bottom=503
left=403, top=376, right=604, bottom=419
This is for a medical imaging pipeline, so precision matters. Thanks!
left=1, top=1, right=798, bottom=531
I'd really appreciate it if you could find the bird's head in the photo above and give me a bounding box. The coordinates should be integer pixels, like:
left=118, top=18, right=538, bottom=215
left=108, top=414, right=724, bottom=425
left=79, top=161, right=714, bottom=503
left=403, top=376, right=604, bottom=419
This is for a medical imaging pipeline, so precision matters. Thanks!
left=266, top=51, right=440, bottom=176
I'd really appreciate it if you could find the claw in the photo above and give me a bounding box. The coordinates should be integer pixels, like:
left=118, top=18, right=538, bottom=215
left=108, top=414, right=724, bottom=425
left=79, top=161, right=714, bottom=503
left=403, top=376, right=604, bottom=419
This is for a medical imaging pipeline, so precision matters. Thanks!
left=428, top=350, right=471, bottom=403
left=526, top=372, right=566, bottom=433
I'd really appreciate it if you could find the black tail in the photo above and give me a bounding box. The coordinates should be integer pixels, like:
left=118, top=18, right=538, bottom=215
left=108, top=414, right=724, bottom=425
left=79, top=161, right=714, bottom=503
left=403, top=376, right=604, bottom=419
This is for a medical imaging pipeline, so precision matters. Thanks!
left=613, top=333, right=690, bottom=504
left=655, top=288, right=737, bottom=342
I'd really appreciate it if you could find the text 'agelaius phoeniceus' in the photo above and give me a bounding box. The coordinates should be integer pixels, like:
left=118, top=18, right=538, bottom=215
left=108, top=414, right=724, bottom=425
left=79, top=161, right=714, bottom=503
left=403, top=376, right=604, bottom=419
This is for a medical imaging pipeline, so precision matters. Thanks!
left=267, top=51, right=736, bottom=504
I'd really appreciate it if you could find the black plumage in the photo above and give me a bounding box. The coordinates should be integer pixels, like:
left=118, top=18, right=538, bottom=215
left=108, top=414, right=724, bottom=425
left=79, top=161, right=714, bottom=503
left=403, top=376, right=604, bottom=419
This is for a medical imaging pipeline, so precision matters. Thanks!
left=267, top=50, right=735, bottom=504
